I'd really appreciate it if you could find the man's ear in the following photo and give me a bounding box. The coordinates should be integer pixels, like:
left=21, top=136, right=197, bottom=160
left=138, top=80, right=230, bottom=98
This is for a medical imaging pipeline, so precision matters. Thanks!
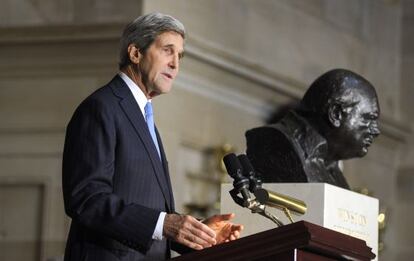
left=127, top=44, right=141, bottom=65
left=328, top=103, right=343, bottom=128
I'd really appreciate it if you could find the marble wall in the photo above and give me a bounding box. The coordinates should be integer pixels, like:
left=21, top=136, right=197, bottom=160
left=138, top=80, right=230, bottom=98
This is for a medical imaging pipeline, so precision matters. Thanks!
left=0, top=0, right=412, bottom=260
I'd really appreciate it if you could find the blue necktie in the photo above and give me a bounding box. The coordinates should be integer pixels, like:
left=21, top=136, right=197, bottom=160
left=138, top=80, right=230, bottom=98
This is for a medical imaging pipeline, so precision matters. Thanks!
left=145, top=102, right=161, bottom=159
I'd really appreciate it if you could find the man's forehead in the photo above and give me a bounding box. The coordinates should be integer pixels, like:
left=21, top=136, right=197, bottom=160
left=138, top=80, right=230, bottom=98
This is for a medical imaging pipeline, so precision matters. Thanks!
left=355, top=93, right=380, bottom=114
left=350, top=85, right=377, bottom=101
left=155, top=31, right=184, bottom=50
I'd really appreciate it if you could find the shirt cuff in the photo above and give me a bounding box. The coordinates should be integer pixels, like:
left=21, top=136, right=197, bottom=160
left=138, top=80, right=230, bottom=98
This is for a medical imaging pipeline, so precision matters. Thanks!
left=152, top=211, right=166, bottom=241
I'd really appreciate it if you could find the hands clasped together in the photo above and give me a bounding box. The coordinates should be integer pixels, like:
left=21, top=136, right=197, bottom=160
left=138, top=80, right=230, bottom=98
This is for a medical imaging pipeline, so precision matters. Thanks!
left=163, top=213, right=243, bottom=250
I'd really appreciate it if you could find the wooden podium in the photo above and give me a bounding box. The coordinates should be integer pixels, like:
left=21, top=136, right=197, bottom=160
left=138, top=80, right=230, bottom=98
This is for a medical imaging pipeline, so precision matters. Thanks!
left=171, top=221, right=375, bottom=261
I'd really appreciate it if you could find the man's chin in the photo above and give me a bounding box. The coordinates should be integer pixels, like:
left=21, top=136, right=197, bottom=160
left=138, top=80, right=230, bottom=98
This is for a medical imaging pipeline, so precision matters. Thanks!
left=345, top=147, right=368, bottom=159
left=159, top=84, right=173, bottom=94
left=357, top=147, right=369, bottom=157
left=150, top=86, right=172, bottom=97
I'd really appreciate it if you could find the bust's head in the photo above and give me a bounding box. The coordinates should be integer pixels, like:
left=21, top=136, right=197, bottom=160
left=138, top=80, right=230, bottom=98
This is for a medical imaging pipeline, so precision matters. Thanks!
left=299, top=69, right=380, bottom=160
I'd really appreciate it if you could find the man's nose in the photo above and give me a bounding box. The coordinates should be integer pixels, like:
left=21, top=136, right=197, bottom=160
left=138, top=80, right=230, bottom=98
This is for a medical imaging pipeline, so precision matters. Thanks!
left=370, top=122, right=381, bottom=137
left=169, top=54, right=179, bottom=69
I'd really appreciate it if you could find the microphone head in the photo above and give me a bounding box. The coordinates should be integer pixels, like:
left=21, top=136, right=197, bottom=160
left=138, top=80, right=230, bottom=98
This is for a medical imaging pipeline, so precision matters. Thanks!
left=237, top=154, right=255, bottom=175
left=223, top=153, right=242, bottom=178
left=237, top=154, right=262, bottom=191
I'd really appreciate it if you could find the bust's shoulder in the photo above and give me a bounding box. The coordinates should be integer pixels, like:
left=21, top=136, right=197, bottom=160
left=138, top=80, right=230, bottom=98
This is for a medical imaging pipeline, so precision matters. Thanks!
left=245, top=111, right=306, bottom=149
left=245, top=124, right=292, bottom=151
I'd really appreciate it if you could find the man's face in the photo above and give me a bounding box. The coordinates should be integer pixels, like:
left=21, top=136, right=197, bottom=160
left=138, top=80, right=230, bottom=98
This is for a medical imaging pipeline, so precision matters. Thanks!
left=336, top=91, right=380, bottom=159
left=137, top=31, right=184, bottom=98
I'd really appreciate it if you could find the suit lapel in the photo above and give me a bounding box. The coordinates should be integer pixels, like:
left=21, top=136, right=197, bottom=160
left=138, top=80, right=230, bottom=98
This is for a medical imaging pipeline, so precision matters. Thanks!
left=110, top=76, right=172, bottom=211
left=156, top=127, right=175, bottom=211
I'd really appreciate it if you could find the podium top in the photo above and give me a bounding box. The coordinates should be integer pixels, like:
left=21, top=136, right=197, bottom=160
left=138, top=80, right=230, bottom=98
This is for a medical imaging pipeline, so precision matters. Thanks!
left=171, top=221, right=375, bottom=261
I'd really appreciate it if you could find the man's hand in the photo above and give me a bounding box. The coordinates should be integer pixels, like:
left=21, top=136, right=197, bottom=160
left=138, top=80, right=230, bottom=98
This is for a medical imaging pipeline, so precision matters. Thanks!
left=163, top=213, right=217, bottom=250
left=202, top=213, right=243, bottom=244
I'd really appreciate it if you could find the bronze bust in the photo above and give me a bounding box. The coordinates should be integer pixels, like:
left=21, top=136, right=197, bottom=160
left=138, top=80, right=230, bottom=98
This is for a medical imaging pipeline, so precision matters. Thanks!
left=245, top=69, right=381, bottom=189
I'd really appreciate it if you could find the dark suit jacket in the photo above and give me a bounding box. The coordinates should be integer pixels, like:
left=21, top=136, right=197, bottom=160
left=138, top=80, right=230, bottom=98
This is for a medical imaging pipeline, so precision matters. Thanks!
left=62, top=75, right=175, bottom=261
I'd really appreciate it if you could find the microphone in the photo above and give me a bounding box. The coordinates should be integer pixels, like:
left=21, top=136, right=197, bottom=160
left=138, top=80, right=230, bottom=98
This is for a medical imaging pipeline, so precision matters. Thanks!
left=254, top=188, right=307, bottom=216
left=223, top=153, right=251, bottom=202
left=224, top=153, right=307, bottom=226
left=237, top=154, right=262, bottom=192
left=237, top=154, right=307, bottom=222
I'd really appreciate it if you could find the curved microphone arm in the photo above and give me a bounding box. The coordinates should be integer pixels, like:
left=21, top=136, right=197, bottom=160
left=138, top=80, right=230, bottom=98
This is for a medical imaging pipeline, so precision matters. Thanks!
left=259, top=209, right=284, bottom=227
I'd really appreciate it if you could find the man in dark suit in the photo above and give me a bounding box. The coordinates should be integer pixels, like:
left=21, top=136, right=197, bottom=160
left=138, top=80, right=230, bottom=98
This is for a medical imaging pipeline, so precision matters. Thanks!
left=62, top=12, right=242, bottom=261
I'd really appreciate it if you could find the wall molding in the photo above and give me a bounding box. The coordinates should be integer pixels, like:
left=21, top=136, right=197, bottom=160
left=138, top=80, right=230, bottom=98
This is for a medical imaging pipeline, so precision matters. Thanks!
left=0, top=24, right=410, bottom=141
left=175, top=73, right=274, bottom=120
left=185, top=37, right=306, bottom=100
left=0, top=24, right=124, bottom=44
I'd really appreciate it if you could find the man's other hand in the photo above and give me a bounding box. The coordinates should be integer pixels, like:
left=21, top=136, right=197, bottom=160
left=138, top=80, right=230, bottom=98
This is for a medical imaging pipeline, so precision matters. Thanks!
left=202, top=213, right=243, bottom=244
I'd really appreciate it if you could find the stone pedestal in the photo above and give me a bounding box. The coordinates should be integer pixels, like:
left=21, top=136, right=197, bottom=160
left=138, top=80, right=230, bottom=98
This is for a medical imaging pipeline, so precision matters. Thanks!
left=221, top=183, right=378, bottom=260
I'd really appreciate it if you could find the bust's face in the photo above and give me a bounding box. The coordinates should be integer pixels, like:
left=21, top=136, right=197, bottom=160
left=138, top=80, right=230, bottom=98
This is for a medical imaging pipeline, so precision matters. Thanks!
left=334, top=91, right=380, bottom=159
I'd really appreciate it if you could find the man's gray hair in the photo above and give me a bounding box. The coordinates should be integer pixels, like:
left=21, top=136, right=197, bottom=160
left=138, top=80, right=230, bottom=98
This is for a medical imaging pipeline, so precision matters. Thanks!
left=119, top=12, right=186, bottom=69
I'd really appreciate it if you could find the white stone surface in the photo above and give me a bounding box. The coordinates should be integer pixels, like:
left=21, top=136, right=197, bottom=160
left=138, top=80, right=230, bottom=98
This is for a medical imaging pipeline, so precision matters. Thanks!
left=221, top=183, right=378, bottom=260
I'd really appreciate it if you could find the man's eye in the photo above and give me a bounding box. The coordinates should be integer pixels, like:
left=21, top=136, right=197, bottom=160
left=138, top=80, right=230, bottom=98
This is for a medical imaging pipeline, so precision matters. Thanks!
left=363, top=114, right=377, bottom=120
left=163, top=48, right=173, bottom=54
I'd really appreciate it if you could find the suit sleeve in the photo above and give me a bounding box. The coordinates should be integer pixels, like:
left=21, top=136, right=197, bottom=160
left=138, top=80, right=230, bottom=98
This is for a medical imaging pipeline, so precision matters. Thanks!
left=62, top=97, right=159, bottom=253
